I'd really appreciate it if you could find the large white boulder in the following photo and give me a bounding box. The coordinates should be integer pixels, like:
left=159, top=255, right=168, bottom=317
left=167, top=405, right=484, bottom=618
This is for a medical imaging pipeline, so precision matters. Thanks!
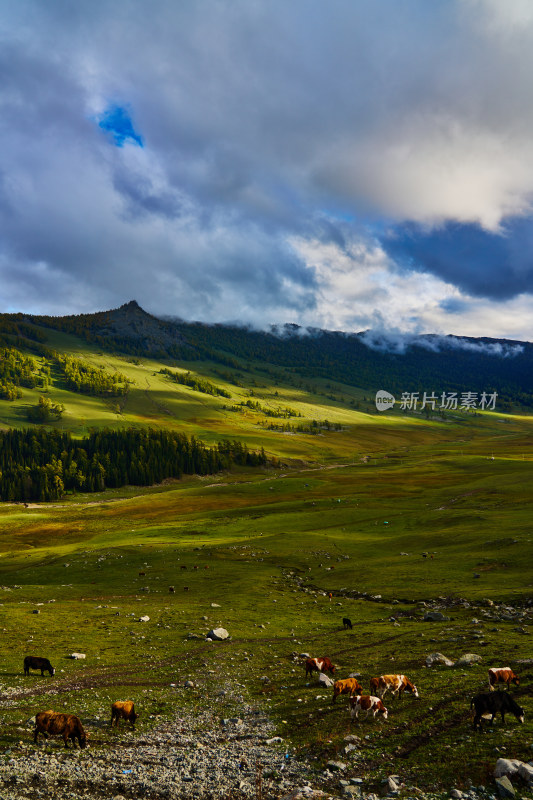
left=206, top=627, right=229, bottom=641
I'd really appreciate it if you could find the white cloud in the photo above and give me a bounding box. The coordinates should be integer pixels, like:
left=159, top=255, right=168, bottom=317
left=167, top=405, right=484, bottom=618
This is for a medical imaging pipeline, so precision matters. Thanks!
left=288, top=235, right=533, bottom=340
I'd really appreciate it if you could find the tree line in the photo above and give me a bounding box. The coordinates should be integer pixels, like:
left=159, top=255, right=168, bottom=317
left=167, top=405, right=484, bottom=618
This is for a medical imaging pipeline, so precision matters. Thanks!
left=0, top=347, right=41, bottom=399
left=159, top=368, right=231, bottom=398
left=224, top=398, right=302, bottom=418
left=55, top=354, right=130, bottom=396
left=0, top=428, right=267, bottom=502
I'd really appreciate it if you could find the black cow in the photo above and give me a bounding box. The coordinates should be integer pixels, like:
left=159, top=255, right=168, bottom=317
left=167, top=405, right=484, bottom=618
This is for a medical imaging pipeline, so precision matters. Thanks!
left=24, top=656, right=55, bottom=677
left=471, top=691, right=525, bottom=731
left=343, top=618, right=353, bottom=629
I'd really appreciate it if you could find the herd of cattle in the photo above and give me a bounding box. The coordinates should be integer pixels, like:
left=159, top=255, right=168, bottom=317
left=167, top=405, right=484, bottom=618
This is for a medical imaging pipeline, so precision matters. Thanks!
left=304, top=657, right=525, bottom=731
left=22, top=652, right=525, bottom=749
left=23, top=657, right=138, bottom=749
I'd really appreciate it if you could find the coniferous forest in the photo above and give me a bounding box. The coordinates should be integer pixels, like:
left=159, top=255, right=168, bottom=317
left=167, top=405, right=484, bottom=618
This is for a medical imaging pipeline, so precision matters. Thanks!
left=0, top=428, right=266, bottom=502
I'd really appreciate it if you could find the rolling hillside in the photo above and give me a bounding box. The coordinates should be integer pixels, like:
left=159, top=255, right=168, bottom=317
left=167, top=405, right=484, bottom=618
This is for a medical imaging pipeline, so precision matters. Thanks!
left=0, top=300, right=531, bottom=444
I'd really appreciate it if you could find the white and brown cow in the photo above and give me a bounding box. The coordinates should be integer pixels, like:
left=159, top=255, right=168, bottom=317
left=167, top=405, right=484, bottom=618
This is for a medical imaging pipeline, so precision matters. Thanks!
left=349, top=695, right=388, bottom=721
left=488, top=667, right=520, bottom=691
left=305, top=657, right=335, bottom=677
left=369, top=674, right=418, bottom=699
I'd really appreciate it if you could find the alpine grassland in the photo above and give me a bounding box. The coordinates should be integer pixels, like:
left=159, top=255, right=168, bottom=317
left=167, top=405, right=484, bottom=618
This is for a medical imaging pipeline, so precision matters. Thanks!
left=0, top=310, right=531, bottom=795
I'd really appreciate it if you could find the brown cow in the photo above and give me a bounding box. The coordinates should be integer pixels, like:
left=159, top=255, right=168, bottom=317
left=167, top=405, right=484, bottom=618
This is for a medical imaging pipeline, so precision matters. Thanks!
left=369, top=674, right=418, bottom=699
left=488, top=667, right=520, bottom=691
left=332, top=677, right=363, bottom=703
left=34, top=711, right=87, bottom=748
left=305, top=657, right=335, bottom=677
left=111, top=700, right=139, bottom=729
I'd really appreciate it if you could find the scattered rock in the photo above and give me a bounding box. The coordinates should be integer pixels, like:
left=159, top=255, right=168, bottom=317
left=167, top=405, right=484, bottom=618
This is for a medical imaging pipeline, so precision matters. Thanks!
left=495, top=775, right=515, bottom=798
left=139, top=615, right=150, bottom=622
left=426, top=652, right=455, bottom=667
left=518, top=763, right=533, bottom=783
left=318, top=672, right=334, bottom=687
left=326, top=760, right=347, bottom=771
left=387, top=776, right=399, bottom=792
left=69, top=653, right=86, bottom=660
left=206, top=627, right=229, bottom=641
left=494, top=759, right=522, bottom=778
left=343, top=787, right=361, bottom=798
left=423, top=611, right=450, bottom=622
left=454, top=653, right=482, bottom=667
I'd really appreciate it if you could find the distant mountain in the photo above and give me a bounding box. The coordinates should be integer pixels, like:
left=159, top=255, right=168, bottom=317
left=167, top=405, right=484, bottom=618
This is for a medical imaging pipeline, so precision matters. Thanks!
left=3, top=301, right=533, bottom=408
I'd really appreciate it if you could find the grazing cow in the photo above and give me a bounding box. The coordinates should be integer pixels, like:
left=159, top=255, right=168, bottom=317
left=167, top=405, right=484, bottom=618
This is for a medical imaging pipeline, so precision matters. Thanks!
left=471, top=692, right=524, bottom=732
left=180, top=565, right=187, bottom=570
left=34, top=711, right=87, bottom=748
left=111, top=700, right=139, bottom=729
left=342, top=618, right=353, bottom=630
left=488, top=667, right=520, bottom=691
left=305, top=657, right=335, bottom=677
left=369, top=674, right=418, bottom=699
left=349, top=695, right=388, bottom=721
left=138, top=572, right=145, bottom=576
left=332, top=678, right=363, bottom=703
left=24, top=656, right=54, bottom=677
left=169, top=586, right=175, bottom=593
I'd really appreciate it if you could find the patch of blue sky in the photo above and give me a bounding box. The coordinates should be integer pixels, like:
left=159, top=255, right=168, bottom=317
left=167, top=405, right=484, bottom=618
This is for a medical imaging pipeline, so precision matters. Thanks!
left=98, top=105, right=143, bottom=148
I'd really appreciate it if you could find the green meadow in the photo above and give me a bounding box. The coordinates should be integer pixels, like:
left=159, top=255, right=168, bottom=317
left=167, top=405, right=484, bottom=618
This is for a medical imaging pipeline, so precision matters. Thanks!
left=0, top=325, right=531, bottom=794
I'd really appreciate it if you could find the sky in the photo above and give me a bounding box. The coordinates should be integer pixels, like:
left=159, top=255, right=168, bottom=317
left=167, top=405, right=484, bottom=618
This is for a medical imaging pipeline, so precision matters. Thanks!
left=1, top=0, right=533, bottom=341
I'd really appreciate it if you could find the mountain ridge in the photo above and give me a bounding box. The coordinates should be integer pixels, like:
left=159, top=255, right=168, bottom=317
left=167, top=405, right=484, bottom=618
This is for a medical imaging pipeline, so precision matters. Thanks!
left=2, top=301, right=532, bottom=407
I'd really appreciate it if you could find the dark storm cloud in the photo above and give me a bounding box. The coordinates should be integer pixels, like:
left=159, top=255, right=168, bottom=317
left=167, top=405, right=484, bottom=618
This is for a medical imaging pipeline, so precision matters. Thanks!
left=0, top=0, right=532, bottom=335
left=383, top=216, right=533, bottom=300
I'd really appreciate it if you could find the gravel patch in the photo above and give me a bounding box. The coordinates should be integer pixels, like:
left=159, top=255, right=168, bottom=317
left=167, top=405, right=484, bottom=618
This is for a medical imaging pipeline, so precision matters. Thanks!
left=0, top=702, right=331, bottom=800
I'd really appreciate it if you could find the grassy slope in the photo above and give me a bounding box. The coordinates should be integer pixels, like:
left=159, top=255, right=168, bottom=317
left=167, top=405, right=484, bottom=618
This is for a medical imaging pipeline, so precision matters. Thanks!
left=0, top=326, right=531, bottom=793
